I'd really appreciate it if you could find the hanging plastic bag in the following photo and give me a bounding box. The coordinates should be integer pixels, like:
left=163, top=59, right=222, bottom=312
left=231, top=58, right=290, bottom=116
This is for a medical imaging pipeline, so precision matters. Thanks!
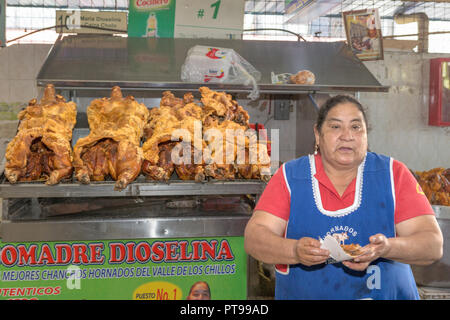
left=180, top=45, right=261, bottom=100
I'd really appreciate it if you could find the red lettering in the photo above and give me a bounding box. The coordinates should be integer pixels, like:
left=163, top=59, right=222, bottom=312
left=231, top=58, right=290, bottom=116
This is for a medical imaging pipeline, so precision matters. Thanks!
left=17, top=245, right=38, bottom=266
left=179, top=241, right=192, bottom=260
left=156, top=288, right=169, bottom=300
left=109, top=243, right=126, bottom=263
left=135, top=0, right=169, bottom=9
left=191, top=241, right=201, bottom=260
left=151, top=242, right=164, bottom=262
left=1, top=245, right=18, bottom=266
left=37, top=245, right=55, bottom=265
left=217, top=240, right=234, bottom=260
left=126, top=242, right=135, bottom=263
left=165, top=241, right=179, bottom=261
left=54, top=244, right=72, bottom=264
left=72, top=244, right=89, bottom=264
left=88, top=243, right=104, bottom=264
left=201, top=240, right=218, bottom=260
left=135, top=242, right=150, bottom=262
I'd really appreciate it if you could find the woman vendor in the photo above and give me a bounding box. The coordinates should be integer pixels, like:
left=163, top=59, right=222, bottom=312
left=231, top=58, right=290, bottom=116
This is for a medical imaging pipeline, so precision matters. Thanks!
left=244, top=95, right=443, bottom=300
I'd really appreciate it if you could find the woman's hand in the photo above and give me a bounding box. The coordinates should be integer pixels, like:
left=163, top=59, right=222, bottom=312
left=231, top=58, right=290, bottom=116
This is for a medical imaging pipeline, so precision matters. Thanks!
left=295, top=237, right=330, bottom=266
left=342, top=234, right=391, bottom=271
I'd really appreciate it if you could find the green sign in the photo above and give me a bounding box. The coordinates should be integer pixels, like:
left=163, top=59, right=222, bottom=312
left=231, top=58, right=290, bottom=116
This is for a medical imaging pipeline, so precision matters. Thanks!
left=127, top=0, right=244, bottom=39
left=0, top=0, right=5, bottom=47
left=0, top=237, right=247, bottom=300
left=128, top=0, right=176, bottom=38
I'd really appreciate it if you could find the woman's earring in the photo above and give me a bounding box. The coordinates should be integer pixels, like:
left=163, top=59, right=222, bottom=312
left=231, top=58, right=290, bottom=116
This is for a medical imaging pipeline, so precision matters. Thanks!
left=314, top=144, right=319, bottom=155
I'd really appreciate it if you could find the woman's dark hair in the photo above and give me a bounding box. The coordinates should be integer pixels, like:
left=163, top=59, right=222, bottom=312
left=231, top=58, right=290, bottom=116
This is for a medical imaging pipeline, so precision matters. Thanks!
left=188, top=281, right=211, bottom=297
left=315, top=95, right=369, bottom=133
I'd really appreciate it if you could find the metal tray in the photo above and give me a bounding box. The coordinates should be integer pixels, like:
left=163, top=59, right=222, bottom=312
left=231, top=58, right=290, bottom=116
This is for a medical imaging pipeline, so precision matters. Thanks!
left=0, top=176, right=267, bottom=198
left=0, top=199, right=253, bottom=241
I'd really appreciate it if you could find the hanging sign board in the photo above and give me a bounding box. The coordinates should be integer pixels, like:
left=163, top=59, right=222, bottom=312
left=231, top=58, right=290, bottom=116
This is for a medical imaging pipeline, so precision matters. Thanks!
left=55, top=10, right=127, bottom=34
left=342, top=8, right=384, bottom=61
left=173, top=0, right=244, bottom=39
left=0, top=236, right=247, bottom=300
left=128, top=0, right=244, bottom=39
left=0, top=0, right=6, bottom=47
left=127, top=0, right=176, bottom=38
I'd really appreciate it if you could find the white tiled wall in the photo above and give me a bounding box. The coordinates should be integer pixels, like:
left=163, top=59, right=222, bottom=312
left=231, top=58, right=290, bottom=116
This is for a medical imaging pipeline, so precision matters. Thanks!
left=361, top=52, right=450, bottom=171
left=236, top=94, right=297, bottom=164
left=0, top=43, right=52, bottom=104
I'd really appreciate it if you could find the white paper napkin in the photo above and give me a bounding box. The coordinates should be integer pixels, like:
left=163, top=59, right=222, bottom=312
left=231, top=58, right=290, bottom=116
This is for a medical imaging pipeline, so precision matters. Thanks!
left=319, top=235, right=355, bottom=263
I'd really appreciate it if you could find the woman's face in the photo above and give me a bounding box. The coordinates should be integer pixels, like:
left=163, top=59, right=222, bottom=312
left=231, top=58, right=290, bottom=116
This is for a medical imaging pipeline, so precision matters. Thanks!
left=187, top=283, right=210, bottom=300
left=314, top=102, right=368, bottom=170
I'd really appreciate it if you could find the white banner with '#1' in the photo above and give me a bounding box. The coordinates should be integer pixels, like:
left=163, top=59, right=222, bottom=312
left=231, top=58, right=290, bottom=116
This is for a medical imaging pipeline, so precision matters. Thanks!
left=174, top=0, right=244, bottom=39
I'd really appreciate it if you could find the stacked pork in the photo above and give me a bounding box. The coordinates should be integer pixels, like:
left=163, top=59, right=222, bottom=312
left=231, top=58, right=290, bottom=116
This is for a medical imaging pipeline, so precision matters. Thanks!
left=4, top=86, right=271, bottom=189
left=73, top=86, right=149, bottom=190
left=5, top=84, right=77, bottom=185
left=415, top=168, right=450, bottom=206
left=142, top=87, right=271, bottom=181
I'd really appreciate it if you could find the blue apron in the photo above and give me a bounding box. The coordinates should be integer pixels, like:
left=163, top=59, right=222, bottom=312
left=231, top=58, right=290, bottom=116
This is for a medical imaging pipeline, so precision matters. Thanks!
left=275, top=152, right=419, bottom=300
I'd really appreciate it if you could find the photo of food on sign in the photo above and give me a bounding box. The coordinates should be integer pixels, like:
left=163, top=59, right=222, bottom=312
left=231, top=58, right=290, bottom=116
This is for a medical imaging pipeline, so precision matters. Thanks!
left=343, top=8, right=384, bottom=61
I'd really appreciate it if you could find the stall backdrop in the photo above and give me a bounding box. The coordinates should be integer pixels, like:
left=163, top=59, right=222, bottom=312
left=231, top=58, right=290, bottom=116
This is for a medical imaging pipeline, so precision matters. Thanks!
left=128, top=0, right=244, bottom=39
left=0, top=236, right=247, bottom=300
left=0, top=44, right=448, bottom=171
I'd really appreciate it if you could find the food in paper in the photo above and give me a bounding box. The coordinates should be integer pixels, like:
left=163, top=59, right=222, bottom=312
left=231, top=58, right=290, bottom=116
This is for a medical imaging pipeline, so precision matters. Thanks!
left=289, top=70, right=315, bottom=85
left=319, top=235, right=363, bottom=262
left=341, top=243, right=364, bottom=257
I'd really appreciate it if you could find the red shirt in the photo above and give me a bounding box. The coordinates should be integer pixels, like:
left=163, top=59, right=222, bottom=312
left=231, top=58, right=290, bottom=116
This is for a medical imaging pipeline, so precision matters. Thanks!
left=255, top=154, right=434, bottom=224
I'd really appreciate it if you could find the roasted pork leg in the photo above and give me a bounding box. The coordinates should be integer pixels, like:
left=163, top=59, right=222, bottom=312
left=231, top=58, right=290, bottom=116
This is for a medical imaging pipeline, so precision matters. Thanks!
left=73, top=86, right=149, bottom=190
left=5, top=84, right=76, bottom=185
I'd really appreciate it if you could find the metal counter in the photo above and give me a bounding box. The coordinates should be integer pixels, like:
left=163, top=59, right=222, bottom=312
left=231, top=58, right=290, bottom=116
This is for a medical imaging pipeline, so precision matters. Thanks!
left=412, top=205, right=450, bottom=288
left=0, top=196, right=253, bottom=242
left=36, top=35, right=388, bottom=94
left=0, top=178, right=263, bottom=242
left=0, top=178, right=265, bottom=198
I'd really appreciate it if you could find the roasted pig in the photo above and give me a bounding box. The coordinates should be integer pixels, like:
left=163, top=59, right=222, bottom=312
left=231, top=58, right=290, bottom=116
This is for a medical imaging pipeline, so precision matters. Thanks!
left=142, top=92, right=205, bottom=181
left=415, top=167, right=450, bottom=206
left=200, top=86, right=250, bottom=127
left=142, top=87, right=271, bottom=182
left=199, top=87, right=270, bottom=181
left=5, top=84, right=77, bottom=185
left=73, top=86, right=149, bottom=190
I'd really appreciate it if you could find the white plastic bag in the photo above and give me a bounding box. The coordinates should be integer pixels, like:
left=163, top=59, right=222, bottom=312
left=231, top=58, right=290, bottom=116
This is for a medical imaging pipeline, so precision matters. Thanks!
left=181, top=45, right=261, bottom=100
